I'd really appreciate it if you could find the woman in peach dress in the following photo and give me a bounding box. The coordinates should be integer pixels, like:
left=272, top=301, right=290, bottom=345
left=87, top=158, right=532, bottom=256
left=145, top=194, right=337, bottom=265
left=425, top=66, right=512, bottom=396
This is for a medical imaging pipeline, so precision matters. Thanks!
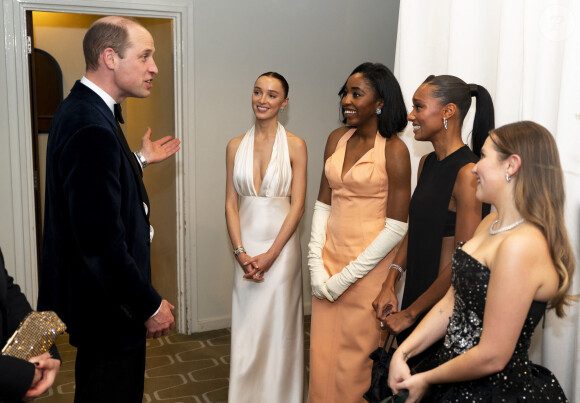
left=307, top=63, right=411, bottom=403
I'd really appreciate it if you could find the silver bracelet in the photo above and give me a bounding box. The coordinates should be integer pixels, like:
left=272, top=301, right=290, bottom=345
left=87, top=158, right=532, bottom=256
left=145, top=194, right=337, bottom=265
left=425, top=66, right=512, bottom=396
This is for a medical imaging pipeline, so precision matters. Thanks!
left=135, top=150, right=148, bottom=168
left=233, top=246, right=246, bottom=257
left=389, top=263, right=404, bottom=281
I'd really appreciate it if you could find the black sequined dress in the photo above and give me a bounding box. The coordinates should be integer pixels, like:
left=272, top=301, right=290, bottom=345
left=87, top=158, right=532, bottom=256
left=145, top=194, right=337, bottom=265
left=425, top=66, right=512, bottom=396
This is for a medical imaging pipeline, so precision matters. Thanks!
left=431, top=245, right=568, bottom=402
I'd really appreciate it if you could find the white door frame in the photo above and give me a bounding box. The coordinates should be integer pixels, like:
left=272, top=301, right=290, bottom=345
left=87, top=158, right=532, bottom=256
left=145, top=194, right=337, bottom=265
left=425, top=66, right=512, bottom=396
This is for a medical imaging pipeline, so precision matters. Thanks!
left=3, top=0, right=197, bottom=334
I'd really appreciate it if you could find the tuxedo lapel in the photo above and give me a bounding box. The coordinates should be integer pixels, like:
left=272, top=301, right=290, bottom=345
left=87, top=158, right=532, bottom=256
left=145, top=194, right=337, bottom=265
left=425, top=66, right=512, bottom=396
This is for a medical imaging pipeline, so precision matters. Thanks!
left=112, top=121, right=151, bottom=220
left=70, top=82, right=151, bottom=221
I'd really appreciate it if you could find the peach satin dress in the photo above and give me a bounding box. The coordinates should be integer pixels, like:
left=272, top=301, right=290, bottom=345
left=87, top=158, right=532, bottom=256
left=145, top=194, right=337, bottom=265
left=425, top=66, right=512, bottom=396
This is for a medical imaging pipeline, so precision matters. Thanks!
left=308, top=129, right=394, bottom=403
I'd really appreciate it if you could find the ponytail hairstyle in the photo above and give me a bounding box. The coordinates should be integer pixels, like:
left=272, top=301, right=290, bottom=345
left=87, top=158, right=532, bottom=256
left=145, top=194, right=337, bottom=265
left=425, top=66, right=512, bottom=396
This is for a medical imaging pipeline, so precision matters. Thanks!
left=258, top=71, right=289, bottom=98
left=338, top=62, right=407, bottom=138
left=422, top=75, right=495, bottom=157
left=490, top=121, right=576, bottom=317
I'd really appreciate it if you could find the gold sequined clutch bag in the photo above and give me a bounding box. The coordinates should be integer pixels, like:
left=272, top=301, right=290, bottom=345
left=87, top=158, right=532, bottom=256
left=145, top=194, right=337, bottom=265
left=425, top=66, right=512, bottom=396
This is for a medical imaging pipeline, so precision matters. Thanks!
left=1, top=311, right=66, bottom=360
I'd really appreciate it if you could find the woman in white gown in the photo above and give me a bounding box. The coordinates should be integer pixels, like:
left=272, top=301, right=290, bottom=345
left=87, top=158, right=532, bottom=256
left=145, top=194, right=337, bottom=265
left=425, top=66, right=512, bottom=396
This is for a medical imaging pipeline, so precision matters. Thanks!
left=225, top=72, right=307, bottom=402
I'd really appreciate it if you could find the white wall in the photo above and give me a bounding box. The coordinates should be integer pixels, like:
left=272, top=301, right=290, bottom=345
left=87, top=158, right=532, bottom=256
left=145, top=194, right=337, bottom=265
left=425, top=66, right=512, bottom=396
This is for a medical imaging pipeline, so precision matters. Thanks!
left=192, top=0, right=400, bottom=329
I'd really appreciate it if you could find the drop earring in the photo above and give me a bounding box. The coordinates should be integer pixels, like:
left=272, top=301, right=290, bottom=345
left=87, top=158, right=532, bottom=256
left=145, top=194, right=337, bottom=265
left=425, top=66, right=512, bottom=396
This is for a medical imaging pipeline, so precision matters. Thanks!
left=376, top=108, right=382, bottom=115
left=443, top=117, right=448, bottom=130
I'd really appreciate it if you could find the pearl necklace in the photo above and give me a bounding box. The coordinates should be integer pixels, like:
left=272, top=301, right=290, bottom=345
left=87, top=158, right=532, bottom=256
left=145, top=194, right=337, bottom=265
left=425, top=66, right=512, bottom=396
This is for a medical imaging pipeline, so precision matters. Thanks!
left=489, top=218, right=525, bottom=235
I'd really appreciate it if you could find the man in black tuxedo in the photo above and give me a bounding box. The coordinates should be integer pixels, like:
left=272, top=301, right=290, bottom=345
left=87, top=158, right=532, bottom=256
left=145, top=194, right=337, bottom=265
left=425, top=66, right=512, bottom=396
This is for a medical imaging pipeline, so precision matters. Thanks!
left=0, top=248, right=60, bottom=402
left=38, top=16, right=179, bottom=402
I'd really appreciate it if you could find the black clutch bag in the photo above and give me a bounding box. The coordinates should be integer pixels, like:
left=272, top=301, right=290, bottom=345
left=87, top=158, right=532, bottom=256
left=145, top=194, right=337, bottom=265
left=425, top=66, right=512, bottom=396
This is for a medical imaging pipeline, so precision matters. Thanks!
left=363, top=333, right=397, bottom=403
left=1, top=311, right=66, bottom=360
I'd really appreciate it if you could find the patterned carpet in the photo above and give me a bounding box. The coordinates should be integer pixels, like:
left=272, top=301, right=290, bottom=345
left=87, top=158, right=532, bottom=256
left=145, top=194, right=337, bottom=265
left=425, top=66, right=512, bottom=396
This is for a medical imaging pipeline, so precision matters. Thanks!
left=36, top=317, right=311, bottom=402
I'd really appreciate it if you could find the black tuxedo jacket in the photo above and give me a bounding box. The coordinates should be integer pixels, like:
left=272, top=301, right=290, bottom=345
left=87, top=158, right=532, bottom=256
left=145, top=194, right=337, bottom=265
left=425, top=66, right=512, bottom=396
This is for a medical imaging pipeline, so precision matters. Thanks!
left=38, top=81, right=161, bottom=352
left=0, top=249, right=35, bottom=402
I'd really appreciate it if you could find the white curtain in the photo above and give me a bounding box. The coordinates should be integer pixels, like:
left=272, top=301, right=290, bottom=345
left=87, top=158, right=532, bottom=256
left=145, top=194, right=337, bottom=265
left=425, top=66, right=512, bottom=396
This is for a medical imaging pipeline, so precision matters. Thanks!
left=394, top=0, right=580, bottom=400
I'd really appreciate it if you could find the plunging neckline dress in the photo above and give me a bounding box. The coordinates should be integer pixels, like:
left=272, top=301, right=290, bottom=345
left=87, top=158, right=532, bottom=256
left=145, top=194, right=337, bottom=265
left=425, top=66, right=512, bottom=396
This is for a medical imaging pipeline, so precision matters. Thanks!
left=308, top=129, right=395, bottom=403
left=228, top=123, right=304, bottom=402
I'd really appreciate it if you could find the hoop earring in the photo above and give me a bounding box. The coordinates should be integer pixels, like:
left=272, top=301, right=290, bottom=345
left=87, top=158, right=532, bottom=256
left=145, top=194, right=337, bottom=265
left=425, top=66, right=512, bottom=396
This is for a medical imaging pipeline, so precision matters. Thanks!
left=443, top=117, right=448, bottom=130
left=376, top=108, right=382, bottom=115
left=506, top=173, right=511, bottom=182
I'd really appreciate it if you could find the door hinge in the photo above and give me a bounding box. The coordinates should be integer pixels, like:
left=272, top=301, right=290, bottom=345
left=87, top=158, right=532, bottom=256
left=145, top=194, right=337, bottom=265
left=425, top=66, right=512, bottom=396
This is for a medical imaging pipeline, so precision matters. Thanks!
left=27, top=36, right=32, bottom=54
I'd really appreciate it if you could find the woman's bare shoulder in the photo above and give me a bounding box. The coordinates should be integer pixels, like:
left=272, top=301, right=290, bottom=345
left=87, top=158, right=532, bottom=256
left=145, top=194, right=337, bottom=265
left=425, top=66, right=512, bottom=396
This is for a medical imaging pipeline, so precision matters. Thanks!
left=286, top=130, right=307, bottom=157
left=325, top=126, right=351, bottom=150
left=384, top=135, right=410, bottom=156
left=227, top=133, right=246, bottom=151
left=286, top=130, right=305, bottom=145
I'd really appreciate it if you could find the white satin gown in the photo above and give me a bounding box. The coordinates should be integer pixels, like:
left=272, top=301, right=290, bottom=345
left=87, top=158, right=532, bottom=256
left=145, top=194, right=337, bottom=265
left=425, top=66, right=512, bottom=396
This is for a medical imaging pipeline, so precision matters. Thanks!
left=228, top=123, right=304, bottom=402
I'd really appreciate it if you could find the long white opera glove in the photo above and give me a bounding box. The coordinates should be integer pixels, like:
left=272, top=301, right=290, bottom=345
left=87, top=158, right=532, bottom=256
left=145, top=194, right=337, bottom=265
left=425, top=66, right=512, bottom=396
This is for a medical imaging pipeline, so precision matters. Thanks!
left=308, top=201, right=334, bottom=301
left=325, top=217, right=408, bottom=301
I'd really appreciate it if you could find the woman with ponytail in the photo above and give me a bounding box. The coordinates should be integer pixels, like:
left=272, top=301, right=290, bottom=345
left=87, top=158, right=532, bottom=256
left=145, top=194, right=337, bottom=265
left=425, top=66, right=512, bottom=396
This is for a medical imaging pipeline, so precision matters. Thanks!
left=388, top=121, right=573, bottom=401
left=373, top=75, right=494, bottom=366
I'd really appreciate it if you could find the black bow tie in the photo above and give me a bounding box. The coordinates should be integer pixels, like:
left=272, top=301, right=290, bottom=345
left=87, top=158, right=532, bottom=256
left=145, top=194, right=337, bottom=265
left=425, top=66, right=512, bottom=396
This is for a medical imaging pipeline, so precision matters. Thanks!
left=114, top=103, right=125, bottom=124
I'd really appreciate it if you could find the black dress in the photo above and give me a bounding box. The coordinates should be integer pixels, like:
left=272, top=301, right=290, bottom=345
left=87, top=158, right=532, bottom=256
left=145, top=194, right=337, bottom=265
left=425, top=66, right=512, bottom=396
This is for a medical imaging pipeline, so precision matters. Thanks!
left=399, top=146, right=489, bottom=356
left=0, top=249, right=36, bottom=402
left=431, top=245, right=568, bottom=402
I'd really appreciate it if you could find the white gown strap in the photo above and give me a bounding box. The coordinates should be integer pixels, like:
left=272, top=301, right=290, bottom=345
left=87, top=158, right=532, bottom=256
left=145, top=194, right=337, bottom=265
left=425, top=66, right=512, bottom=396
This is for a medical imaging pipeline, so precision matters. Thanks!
left=260, top=123, right=292, bottom=197
left=233, top=126, right=257, bottom=197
